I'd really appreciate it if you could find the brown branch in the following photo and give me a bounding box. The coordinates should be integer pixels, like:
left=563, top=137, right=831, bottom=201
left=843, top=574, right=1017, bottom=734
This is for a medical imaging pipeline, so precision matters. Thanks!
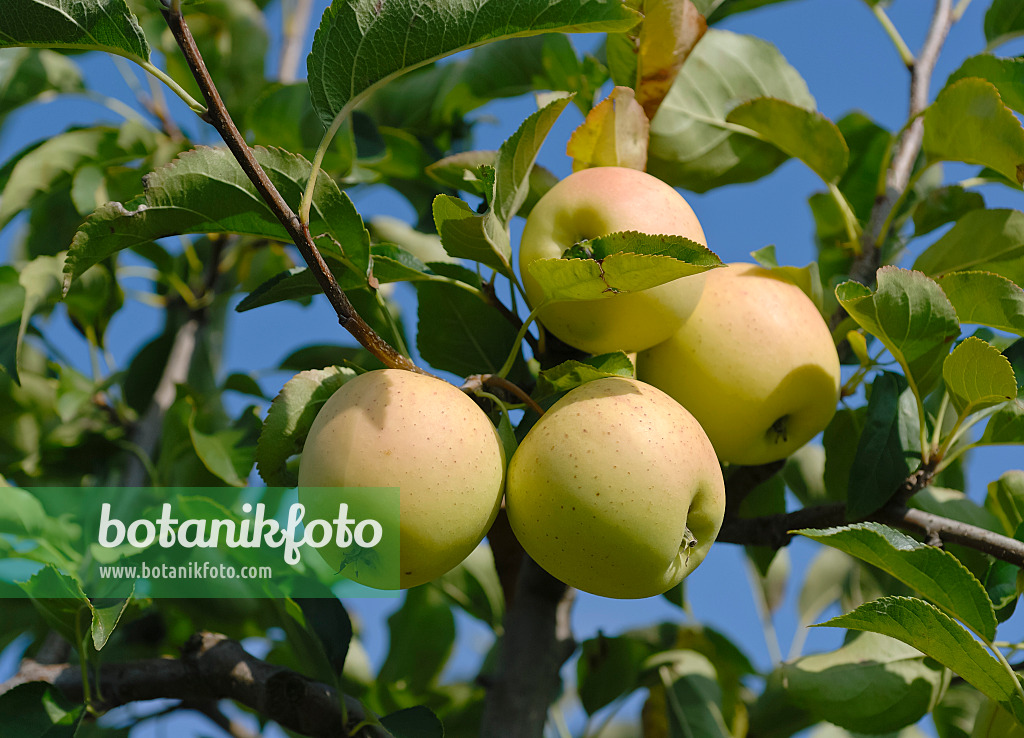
left=480, top=558, right=575, bottom=737
left=846, top=0, right=954, bottom=287
left=1, top=632, right=388, bottom=738
left=718, top=460, right=1024, bottom=568
left=161, top=4, right=427, bottom=375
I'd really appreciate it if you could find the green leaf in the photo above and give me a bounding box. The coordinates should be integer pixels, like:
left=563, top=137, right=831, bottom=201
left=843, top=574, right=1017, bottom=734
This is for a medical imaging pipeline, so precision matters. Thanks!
left=578, top=632, right=652, bottom=715
left=0, top=48, right=83, bottom=127
left=782, top=631, right=947, bottom=734
left=822, top=407, right=865, bottom=502
left=307, top=0, right=639, bottom=128
left=0, top=265, right=25, bottom=381
left=65, top=146, right=371, bottom=292
left=257, top=366, right=356, bottom=486
left=0, top=0, right=149, bottom=63
left=90, top=595, right=131, bottom=651
left=846, top=372, right=913, bottom=518
left=433, top=545, right=504, bottom=629
left=726, top=98, right=848, bottom=183
left=938, top=271, right=1024, bottom=336
left=912, top=185, right=985, bottom=237
left=293, top=597, right=352, bottom=682
left=947, top=55, right=1024, bottom=114
left=836, top=266, right=960, bottom=398
left=413, top=281, right=523, bottom=379
left=425, top=150, right=557, bottom=218
left=377, top=586, right=454, bottom=696
left=981, top=399, right=1024, bottom=445
left=0, top=683, right=83, bottom=737
left=432, top=194, right=510, bottom=275
left=528, top=231, right=720, bottom=302
left=0, top=124, right=156, bottom=231
left=187, top=402, right=260, bottom=487
left=648, top=29, right=815, bottom=192
left=914, top=209, right=1024, bottom=284
left=943, top=336, right=1017, bottom=417
left=492, top=93, right=572, bottom=226
left=749, top=245, right=824, bottom=311
left=796, top=547, right=853, bottom=626
left=984, top=0, right=1024, bottom=50
left=817, top=596, right=1024, bottom=723
left=16, top=254, right=64, bottom=383
left=653, top=651, right=732, bottom=738
left=379, top=706, right=444, bottom=738
left=922, top=78, right=1024, bottom=186
left=535, top=352, right=636, bottom=399
left=985, top=470, right=1024, bottom=536
left=796, top=523, right=998, bottom=641
left=19, top=565, right=89, bottom=646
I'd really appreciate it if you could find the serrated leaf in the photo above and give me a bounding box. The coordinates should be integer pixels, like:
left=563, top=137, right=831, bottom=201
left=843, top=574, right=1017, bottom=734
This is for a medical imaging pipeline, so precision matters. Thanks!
left=425, top=150, right=558, bottom=219
left=922, top=78, right=1024, bottom=186
left=493, top=93, right=572, bottom=227
left=307, top=0, right=639, bottom=128
left=914, top=209, right=1024, bottom=284
left=0, top=0, right=149, bottom=63
left=432, top=194, right=510, bottom=275
left=912, top=185, right=985, bottom=237
left=782, top=631, right=947, bottom=734
left=535, top=352, right=635, bottom=399
left=414, top=281, right=523, bottom=379
left=947, top=55, right=1024, bottom=114
left=0, top=682, right=83, bottom=737
left=65, top=146, right=371, bottom=292
left=648, top=29, right=815, bottom=192
left=943, top=337, right=1017, bottom=417
left=528, top=231, right=719, bottom=302
left=846, top=372, right=913, bottom=518
left=816, top=596, right=1024, bottom=723
left=257, top=366, right=355, bottom=486
left=726, top=97, right=848, bottom=183
left=0, top=48, right=83, bottom=126
left=984, top=0, right=1024, bottom=50
left=19, top=565, right=89, bottom=646
left=796, top=523, right=998, bottom=640
left=836, top=266, right=960, bottom=399
left=938, top=271, right=1024, bottom=336
left=567, top=85, right=649, bottom=171
left=187, top=402, right=260, bottom=487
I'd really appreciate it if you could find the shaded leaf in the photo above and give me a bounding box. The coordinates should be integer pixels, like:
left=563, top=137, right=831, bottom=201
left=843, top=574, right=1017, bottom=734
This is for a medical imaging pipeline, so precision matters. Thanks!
left=257, top=366, right=355, bottom=486
left=817, top=596, right=1024, bottom=723
left=535, top=352, right=636, bottom=399
left=380, top=706, right=444, bottom=738
left=912, top=185, right=985, bottom=237
left=0, top=683, right=82, bottom=737
left=648, top=29, right=814, bottom=192
left=914, top=209, right=1024, bottom=284
left=947, top=55, right=1024, bottom=114
left=307, top=0, right=639, bottom=128
left=938, top=271, right=1024, bottom=336
left=797, top=523, right=997, bottom=640
left=984, top=0, right=1024, bottom=50
left=0, top=48, right=83, bottom=127
left=0, top=0, right=149, bottom=63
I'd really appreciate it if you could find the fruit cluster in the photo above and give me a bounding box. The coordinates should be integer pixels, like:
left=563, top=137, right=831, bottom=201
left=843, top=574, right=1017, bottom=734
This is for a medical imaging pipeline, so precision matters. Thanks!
left=299, top=166, right=841, bottom=599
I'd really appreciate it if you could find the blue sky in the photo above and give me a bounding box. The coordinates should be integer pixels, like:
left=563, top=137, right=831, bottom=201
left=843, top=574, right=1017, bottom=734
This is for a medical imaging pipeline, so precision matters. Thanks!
left=2, top=0, right=1024, bottom=736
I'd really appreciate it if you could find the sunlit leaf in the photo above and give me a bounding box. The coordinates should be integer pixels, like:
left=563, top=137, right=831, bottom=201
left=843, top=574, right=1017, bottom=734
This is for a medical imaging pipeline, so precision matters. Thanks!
left=567, top=85, right=649, bottom=171
left=947, top=55, right=1024, bottom=113
left=943, top=336, right=1017, bottom=418
left=0, top=0, right=149, bottom=62
left=913, top=209, right=1024, bottom=284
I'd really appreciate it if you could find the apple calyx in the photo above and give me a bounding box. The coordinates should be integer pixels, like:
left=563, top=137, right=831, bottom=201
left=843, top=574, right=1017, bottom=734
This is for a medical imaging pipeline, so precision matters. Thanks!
left=768, top=415, right=791, bottom=445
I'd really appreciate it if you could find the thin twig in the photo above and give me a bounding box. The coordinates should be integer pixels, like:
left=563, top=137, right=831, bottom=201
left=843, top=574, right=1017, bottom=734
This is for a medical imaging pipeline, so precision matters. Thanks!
left=465, top=374, right=545, bottom=417
left=161, top=4, right=427, bottom=375
left=842, top=0, right=955, bottom=291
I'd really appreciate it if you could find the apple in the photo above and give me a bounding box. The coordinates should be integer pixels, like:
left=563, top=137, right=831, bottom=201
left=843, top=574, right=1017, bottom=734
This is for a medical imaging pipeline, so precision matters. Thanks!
left=637, top=262, right=841, bottom=466
left=505, top=376, right=725, bottom=599
left=298, top=369, right=505, bottom=589
left=519, top=166, right=707, bottom=354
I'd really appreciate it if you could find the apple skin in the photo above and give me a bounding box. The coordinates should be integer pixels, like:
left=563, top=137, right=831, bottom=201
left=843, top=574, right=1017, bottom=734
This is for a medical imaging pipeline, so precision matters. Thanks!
left=637, top=262, right=841, bottom=466
left=505, top=376, right=725, bottom=599
left=519, top=166, right=707, bottom=355
left=298, top=369, right=505, bottom=589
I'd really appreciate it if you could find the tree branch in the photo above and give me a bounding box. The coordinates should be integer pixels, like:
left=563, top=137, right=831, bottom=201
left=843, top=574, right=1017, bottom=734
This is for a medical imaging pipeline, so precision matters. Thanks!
left=1, top=632, right=389, bottom=738
left=161, top=4, right=427, bottom=375
left=480, top=558, right=576, bottom=737
left=846, top=0, right=953, bottom=287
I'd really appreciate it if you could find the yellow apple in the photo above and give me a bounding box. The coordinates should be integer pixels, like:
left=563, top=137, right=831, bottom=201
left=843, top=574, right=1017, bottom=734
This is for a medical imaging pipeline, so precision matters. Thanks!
left=519, top=166, right=707, bottom=354
left=505, top=376, right=725, bottom=599
left=637, top=263, right=841, bottom=465
left=298, top=369, right=505, bottom=589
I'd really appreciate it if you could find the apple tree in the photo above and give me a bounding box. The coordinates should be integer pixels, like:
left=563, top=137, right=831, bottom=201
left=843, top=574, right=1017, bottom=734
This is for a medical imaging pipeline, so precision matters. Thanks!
left=1, top=0, right=1024, bottom=736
